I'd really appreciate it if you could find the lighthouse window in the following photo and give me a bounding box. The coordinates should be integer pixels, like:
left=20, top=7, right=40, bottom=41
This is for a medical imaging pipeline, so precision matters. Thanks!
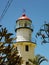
left=26, top=61, right=29, bottom=65
left=25, top=23, right=27, bottom=27
left=25, top=45, right=29, bottom=51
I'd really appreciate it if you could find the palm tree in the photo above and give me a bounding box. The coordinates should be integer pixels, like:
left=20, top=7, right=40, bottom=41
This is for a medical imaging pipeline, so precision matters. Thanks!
left=28, top=54, right=48, bottom=65
left=0, top=27, right=7, bottom=41
left=0, top=26, right=23, bottom=65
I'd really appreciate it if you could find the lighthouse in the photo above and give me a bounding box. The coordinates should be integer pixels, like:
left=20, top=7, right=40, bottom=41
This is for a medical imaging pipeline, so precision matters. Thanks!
left=14, top=13, right=36, bottom=65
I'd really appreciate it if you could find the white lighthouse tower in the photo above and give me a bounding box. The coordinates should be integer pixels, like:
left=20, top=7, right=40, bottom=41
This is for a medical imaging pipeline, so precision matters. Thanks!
left=14, top=13, right=36, bottom=65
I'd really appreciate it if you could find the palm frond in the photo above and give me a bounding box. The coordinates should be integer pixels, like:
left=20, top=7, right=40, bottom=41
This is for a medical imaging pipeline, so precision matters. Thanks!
left=39, top=58, right=48, bottom=65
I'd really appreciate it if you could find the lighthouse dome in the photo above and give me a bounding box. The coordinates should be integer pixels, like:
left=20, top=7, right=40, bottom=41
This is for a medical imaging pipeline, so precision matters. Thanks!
left=18, top=14, right=31, bottom=21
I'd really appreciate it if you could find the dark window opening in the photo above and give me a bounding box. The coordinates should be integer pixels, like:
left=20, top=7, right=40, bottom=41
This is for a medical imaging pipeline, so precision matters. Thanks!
left=25, top=45, right=29, bottom=51
left=26, top=61, right=29, bottom=65
left=25, top=23, right=27, bottom=27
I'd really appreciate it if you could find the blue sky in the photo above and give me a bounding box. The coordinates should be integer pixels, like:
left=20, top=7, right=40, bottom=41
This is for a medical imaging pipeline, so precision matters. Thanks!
left=0, top=0, right=49, bottom=65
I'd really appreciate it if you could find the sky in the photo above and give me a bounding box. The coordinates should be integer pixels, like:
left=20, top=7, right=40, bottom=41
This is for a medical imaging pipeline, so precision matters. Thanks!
left=0, top=0, right=49, bottom=65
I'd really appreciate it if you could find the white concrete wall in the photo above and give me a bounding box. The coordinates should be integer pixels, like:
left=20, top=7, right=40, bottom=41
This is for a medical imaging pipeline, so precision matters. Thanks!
left=15, top=42, right=36, bottom=65
left=16, top=28, right=32, bottom=42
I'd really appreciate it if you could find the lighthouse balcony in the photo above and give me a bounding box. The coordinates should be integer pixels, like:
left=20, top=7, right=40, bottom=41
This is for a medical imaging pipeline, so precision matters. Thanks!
left=15, top=26, right=33, bottom=32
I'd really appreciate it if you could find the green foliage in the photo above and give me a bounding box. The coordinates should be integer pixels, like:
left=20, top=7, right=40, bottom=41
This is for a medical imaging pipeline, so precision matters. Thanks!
left=28, top=54, right=48, bottom=65
left=0, top=26, right=22, bottom=65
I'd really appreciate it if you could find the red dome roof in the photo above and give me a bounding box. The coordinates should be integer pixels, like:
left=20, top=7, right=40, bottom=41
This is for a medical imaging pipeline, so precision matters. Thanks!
left=18, top=14, right=31, bottom=20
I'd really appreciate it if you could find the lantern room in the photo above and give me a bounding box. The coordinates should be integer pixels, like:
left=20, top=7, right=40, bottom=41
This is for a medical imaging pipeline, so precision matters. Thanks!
left=15, top=13, right=33, bottom=42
